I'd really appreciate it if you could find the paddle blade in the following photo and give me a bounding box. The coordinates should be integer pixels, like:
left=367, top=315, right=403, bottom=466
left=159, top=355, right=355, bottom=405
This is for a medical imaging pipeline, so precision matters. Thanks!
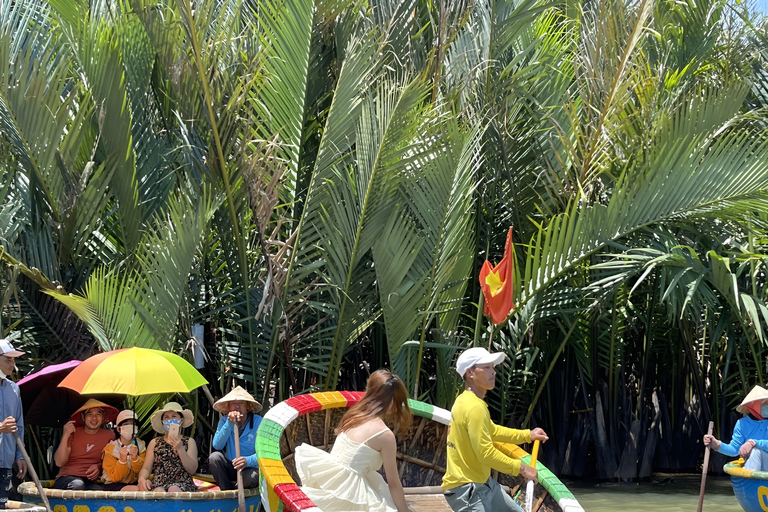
left=526, top=479, right=534, bottom=512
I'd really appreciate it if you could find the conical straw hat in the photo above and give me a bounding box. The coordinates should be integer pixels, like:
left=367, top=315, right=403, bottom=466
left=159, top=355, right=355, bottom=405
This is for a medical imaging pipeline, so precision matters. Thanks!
left=70, top=398, right=119, bottom=426
left=214, top=386, right=262, bottom=414
left=737, top=385, right=768, bottom=414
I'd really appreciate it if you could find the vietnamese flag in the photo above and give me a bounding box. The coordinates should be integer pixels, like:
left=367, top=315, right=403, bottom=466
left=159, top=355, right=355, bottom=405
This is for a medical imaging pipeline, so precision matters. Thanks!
left=479, top=227, right=515, bottom=325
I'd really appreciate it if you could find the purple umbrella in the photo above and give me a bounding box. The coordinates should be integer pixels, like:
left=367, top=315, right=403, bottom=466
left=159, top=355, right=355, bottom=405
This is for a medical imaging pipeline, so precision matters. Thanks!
left=18, top=361, right=123, bottom=427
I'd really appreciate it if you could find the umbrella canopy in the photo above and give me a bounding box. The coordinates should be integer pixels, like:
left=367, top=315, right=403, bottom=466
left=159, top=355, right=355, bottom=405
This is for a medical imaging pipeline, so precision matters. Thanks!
left=18, top=361, right=124, bottom=427
left=58, top=347, right=208, bottom=396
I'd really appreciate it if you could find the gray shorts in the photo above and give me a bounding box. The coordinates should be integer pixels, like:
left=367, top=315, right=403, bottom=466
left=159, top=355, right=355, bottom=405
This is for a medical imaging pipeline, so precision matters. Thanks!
left=444, top=477, right=523, bottom=512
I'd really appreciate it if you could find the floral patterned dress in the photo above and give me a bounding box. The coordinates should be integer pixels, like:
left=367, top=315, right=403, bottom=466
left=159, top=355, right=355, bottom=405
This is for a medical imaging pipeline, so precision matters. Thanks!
left=151, top=436, right=197, bottom=492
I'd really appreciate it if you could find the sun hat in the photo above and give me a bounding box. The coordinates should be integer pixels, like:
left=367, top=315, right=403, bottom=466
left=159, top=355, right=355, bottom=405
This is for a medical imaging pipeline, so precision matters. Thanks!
left=0, top=339, right=24, bottom=358
left=737, top=385, right=768, bottom=417
left=150, top=402, right=194, bottom=433
left=213, top=386, right=263, bottom=414
left=455, top=347, right=506, bottom=378
left=116, top=410, right=137, bottom=426
left=71, top=398, right=119, bottom=427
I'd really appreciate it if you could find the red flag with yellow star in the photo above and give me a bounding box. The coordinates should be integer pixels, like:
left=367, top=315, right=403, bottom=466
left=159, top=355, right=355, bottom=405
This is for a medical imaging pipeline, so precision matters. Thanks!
left=479, top=227, right=515, bottom=325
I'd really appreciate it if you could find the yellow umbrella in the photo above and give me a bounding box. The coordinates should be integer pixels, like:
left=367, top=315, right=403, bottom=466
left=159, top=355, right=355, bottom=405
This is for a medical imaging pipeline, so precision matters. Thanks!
left=58, top=347, right=208, bottom=395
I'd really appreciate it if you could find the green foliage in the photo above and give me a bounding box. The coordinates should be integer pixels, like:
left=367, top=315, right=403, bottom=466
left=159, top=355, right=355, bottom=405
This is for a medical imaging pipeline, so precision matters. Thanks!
left=4, top=0, right=768, bottom=478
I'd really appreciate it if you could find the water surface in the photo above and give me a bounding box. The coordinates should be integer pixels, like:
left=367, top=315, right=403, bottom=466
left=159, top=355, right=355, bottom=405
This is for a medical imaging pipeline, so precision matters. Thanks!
left=567, top=474, right=741, bottom=511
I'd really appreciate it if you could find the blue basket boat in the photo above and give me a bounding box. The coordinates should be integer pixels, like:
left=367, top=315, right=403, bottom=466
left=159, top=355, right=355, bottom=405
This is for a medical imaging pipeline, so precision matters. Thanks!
left=724, top=459, right=768, bottom=512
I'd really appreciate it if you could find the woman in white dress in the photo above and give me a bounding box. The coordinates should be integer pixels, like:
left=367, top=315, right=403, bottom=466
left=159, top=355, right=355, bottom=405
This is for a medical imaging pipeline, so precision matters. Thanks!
left=295, top=369, right=413, bottom=512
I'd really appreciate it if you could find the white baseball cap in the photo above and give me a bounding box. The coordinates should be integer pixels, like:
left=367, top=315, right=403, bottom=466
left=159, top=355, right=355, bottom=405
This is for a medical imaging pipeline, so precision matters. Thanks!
left=0, top=339, right=24, bottom=358
left=456, top=347, right=505, bottom=377
left=116, top=410, right=137, bottom=426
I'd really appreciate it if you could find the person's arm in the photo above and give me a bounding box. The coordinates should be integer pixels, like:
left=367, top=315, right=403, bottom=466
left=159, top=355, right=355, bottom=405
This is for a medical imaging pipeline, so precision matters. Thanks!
left=212, top=416, right=232, bottom=451
left=715, top=419, right=746, bottom=457
left=172, top=437, right=198, bottom=475
left=54, top=422, right=75, bottom=468
left=490, top=423, right=533, bottom=445
left=466, top=403, right=527, bottom=475
left=137, top=439, right=156, bottom=491
left=377, top=430, right=408, bottom=512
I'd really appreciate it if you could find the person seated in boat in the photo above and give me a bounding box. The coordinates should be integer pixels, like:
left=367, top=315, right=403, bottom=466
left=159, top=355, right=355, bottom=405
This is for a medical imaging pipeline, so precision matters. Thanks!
left=704, top=384, right=768, bottom=470
left=101, top=410, right=146, bottom=491
left=442, top=347, right=549, bottom=512
left=53, top=399, right=117, bottom=490
left=137, top=402, right=198, bottom=492
left=210, top=386, right=262, bottom=491
left=294, top=369, right=412, bottom=512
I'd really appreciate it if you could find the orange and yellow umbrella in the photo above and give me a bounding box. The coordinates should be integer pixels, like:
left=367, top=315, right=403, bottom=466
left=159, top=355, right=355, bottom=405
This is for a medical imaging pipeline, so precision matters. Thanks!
left=58, top=347, right=208, bottom=396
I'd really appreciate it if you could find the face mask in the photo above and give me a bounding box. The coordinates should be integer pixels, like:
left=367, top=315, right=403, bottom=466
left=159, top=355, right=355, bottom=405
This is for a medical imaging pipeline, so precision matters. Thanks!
left=163, top=418, right=180, bottom=431
left=118, top=424, right=136, bottom=440
left=761, top=405, right=768, bottom=418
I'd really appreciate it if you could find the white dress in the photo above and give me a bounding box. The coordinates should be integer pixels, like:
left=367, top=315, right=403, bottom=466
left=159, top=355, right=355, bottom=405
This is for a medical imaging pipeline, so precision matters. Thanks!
left=294, top=429, right=396, bottom=512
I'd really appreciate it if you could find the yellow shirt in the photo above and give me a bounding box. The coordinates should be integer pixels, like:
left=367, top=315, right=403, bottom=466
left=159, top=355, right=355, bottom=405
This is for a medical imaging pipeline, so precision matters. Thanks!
left=442, top=390, right=531, bottom=490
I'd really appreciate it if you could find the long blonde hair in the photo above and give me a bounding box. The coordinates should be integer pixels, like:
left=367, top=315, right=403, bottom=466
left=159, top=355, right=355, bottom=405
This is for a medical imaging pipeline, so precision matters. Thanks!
left=336, top=370, right=412, bottom=435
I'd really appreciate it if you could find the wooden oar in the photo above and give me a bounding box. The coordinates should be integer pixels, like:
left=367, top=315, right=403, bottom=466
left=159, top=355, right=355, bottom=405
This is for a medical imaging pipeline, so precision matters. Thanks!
left=13, top=431, right=52, bottom=512
left=697, top=421, right=714, bottom=512
left=233, top=422, right=246, bottom=512
left=525, top=439, right=540, bottom=512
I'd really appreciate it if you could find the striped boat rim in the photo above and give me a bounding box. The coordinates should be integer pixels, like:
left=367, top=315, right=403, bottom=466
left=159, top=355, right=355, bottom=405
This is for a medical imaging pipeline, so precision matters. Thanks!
left=17, top=481, right=260, bottom=500
left=256, top=391, right=585, bottom=512
left=724, top=459, right=768, bottom=479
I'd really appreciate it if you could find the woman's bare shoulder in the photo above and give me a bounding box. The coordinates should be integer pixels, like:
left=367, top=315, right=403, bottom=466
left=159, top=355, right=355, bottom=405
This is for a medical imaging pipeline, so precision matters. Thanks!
left=343, top=419, right=390, bottom=443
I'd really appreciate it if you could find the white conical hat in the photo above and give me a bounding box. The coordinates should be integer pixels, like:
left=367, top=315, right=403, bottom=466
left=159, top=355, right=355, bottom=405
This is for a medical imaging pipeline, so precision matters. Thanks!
left=213, top=386, right=262, bottom=414
left=737, top=385, right=768, bottom=414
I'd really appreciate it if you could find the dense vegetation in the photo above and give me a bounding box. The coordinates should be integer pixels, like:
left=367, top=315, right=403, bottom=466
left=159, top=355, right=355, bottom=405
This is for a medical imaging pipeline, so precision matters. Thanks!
left=3, top=0, right=768, bottom=479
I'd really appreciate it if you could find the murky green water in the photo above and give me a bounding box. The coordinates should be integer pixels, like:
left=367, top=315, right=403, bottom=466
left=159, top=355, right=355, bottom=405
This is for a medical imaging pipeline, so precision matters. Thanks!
left=567, top=474, right=742, bottom=511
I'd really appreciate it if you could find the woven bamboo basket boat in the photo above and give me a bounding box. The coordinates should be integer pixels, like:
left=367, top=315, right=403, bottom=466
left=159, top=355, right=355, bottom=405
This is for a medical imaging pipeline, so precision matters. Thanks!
left=18, top=480, right=260, bottom=512
left=256, top=391, right=585, bottom=512
left=724, top=459, right=768, bottom=512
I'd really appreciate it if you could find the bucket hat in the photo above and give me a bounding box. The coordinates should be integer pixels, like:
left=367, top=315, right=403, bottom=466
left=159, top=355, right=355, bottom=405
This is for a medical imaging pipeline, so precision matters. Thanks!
left=150, top=402, right=194, bottom=433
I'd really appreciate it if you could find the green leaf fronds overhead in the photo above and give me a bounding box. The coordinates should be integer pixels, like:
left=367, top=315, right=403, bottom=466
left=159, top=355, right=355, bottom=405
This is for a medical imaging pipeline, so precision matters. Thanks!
left=46, top=191, right=216, bottom=351
left=254, top=0, right=319, bottom=199
left=520, top=84, right=768, bottom=313
left=373, top=118, right=483, bottom=393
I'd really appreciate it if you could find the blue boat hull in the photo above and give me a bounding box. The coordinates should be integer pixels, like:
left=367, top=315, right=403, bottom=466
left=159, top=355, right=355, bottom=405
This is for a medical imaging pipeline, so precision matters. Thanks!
left=731, top=474, right=768, bottom=512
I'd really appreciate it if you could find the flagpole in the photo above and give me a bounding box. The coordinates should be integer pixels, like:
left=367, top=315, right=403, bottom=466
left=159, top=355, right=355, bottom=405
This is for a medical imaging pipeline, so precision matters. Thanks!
left=473, top=294, right=485, bottom=347
left=488, top=323, right=495, bottom=350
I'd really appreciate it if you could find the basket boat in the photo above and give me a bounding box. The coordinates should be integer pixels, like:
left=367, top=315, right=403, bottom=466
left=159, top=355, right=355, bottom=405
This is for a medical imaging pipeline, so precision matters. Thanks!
left=256, top=391, right=585, bottom=512
left=724, top=459, right=768, bottom=512
left=18, top=480, right=260, bottom=512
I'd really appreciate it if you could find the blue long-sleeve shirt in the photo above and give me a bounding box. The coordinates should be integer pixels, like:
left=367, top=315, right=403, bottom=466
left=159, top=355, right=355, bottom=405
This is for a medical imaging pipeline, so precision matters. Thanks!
left=716, top=416, right=768, bottom=457
left=212, top=413, right=261, bottom=468
left=0, top=379, right=23, bottom=468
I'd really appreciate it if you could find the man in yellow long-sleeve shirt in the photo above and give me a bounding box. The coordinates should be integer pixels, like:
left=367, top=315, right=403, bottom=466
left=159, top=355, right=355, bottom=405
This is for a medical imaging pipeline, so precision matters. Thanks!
left=442, top=347, right=549, bottom=511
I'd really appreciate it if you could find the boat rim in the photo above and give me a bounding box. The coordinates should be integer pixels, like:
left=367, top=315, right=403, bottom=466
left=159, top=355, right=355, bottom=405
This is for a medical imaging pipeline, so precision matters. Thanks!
left=17, top=481, right=259, bottom=500
left=723, top=459, right=768, bottom=480
left=256, top=391, right=585, bottom=512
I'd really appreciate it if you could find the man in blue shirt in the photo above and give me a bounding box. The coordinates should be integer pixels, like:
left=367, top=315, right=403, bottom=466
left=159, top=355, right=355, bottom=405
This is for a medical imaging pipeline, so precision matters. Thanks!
left=210, top=387, right=262, bottom=490
left=0, top=340, right=26, bottom=508
left=704, top=384, right=768, bottom=470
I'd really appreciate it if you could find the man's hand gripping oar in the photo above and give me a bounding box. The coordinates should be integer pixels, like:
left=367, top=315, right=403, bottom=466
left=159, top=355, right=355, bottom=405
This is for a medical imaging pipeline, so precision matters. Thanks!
left=520, top=428, right=548, bottom=512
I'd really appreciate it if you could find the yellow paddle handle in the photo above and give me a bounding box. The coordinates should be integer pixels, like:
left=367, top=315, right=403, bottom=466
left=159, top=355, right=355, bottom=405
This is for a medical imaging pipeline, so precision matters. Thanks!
left=530, top=439, right=540, bottom=468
